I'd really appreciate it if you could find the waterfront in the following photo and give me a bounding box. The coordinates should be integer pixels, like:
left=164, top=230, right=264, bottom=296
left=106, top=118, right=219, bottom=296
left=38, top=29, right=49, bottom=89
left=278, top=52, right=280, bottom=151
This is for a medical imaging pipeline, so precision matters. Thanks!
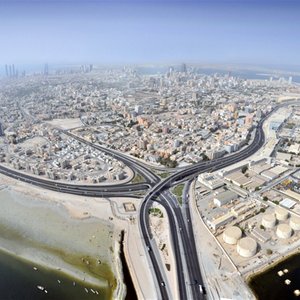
left=0, top=186, right=119, bottom=300
left=249, top=252, right=300, bottom=300
left=0, top=249, right=108, bottom=300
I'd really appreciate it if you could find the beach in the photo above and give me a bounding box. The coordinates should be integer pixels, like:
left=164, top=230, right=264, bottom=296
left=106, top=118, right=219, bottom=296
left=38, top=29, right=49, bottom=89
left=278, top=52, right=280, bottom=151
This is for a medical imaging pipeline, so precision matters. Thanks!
left=0, top=178, right=124, bottom=300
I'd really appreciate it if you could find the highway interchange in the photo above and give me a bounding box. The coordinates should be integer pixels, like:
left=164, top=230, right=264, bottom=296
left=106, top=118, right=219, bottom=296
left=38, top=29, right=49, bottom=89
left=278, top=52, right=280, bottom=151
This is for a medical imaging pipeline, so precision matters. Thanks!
left=0, top=101, right=297, bottom=300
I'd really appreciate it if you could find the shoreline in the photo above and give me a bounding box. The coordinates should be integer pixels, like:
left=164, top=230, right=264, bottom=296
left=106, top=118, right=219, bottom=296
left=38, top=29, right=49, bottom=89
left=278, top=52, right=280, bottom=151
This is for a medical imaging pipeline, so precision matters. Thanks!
left=0, top=245, right=108, bottom=288
left=246, top=248, right=300, bottom=283
left=246, top=250, right=300, bottom=300
left=0, top=183, right=121, bottom=299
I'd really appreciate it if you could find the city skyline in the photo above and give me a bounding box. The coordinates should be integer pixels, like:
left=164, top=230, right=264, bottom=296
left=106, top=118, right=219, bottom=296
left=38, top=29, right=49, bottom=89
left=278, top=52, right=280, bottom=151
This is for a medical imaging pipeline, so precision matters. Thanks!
left=0, top=0, right=299, bottom=67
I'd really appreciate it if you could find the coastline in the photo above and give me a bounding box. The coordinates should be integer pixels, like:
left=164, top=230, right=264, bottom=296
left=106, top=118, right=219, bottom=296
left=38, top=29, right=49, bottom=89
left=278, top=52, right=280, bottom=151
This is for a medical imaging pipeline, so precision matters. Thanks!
left=246, top=248, right=300, bottom=283
left=246, top=249, right=300, bottom=300
left=0, top=183, right=122, bottom=299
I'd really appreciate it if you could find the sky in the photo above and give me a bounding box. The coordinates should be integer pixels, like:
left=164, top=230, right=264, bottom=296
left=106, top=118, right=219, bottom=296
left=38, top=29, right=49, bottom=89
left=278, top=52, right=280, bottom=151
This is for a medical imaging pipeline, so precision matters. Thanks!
left=0, top=0, right=299, bottom=67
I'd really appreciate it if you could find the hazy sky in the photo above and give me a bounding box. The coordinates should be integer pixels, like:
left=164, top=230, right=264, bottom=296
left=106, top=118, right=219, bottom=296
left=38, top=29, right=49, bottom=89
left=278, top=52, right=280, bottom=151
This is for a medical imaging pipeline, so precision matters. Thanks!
left=0, top=0, right=299, bottom=66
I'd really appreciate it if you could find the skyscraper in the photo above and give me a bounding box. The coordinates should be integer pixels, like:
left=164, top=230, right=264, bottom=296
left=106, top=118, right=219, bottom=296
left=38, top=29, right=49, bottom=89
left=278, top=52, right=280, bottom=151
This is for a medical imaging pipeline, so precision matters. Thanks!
left=0, top=122, right=4, bottom=136
left=181, top=63, right=187, bottom=73
left=44, top=63, right=49, bottom=76
left=5, top=65, right=8, bottom=77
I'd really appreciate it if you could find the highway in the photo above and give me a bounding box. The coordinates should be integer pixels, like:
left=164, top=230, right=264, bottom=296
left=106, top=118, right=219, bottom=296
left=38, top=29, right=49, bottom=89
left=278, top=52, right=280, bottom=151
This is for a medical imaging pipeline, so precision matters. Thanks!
left=138, top=104, right=286, bottom=300
left=0, top=164, right=150, bottom=197
left=0, top=101, right=297, bottom=300
left=63, top=130, right=160, bottom=185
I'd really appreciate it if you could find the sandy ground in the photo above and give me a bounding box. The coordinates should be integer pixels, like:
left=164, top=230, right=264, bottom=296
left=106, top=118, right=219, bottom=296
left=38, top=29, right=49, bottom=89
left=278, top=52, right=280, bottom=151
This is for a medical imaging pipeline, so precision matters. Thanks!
left=20, top=136, right=49, bottom=148
left=46, top=118, right=84, bottom=130
left=0, top=173, right=158, bottom=300
left=0, top=173, right=127, bottom=299
left=107, top=197, right=160, bottom=300
left=149, top=204, right=178, bottom=300
left=190, top=183, right=255, bottom=300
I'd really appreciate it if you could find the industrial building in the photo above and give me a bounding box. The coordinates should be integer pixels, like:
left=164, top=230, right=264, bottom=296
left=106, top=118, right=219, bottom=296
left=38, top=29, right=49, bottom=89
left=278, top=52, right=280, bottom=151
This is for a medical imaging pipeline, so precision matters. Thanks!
left=198, top=173, right=225, bottom=190
left=275, top=207, right=289, bottom=221
left=290, top=217, right=300, bottom=231
left=237, top=237, right=257, bottom=258
left=262, top=213, right=277, bottom=229
left=276, top=224, right=293, bottom=239
left=223, top=226, right=242, bottom=245
left=213, top=190, right=238, bottom=207
left=207, top=212, right=235, bottom=231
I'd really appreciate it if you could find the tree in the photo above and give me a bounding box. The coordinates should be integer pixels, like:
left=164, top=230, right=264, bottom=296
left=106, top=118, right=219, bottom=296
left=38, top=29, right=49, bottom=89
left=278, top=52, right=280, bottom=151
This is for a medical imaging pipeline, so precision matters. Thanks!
left=266, top=249, right=273, bottom=255
left=200, top=153, right=209, bottom=161
left=241, top=166, right=248, bottom=174
left=263, top=196, right=268, bottom=201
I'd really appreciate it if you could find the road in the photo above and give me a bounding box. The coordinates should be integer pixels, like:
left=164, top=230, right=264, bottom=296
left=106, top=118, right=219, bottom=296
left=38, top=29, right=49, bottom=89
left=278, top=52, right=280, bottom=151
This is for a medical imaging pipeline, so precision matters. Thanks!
left=0, top=101, right=298, bottom=300
left=138, top=103, right=293, bottom=300
left=0, top=164, right=150, bottom=198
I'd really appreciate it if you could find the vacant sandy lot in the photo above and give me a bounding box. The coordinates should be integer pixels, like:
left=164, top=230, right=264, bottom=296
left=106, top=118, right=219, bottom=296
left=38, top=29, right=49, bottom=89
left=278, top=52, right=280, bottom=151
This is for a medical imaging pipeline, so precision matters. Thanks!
left=46, top=118, right=83, bottom=130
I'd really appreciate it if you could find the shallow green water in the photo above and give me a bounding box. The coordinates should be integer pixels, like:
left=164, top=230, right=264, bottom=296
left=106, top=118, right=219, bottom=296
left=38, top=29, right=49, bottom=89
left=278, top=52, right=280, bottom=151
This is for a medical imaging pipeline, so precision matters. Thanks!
left=0, top=188, right=117, bottom=299
left=0, top=249, right=112, bottom=300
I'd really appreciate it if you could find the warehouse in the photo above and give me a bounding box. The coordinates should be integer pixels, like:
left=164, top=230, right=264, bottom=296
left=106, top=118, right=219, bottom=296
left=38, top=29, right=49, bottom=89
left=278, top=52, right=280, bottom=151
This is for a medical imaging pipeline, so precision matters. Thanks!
left=207, top=212, right=235, bottom=230
left=213, top=190, right=238, bottom=207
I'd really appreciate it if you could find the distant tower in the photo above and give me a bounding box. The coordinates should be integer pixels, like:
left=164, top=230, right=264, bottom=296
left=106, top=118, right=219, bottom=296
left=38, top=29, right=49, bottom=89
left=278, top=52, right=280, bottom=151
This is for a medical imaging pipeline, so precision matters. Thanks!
left=181, top=63, right=187, bottom=73
left=5, top=65, right=8, bottom=77
left=44, top=63, right=49, bottom=76
left=0, top=122, right=3, bottom=136
left=12, top=64, right=15, bottom=77
left=8, top=65, right=12, bottom=78
left=288, top=76, right=293, bottom=84
left=89, top=64, right=93, bottom=72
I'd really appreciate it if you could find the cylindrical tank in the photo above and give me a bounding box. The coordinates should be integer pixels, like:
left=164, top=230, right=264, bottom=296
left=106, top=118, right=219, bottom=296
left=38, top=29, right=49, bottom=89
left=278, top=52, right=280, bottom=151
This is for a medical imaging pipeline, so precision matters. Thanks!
left=276, top=224, right=292, bottom=239
left=223, top=226, right=242, bottom=245
left=290, top=216, right=300, bottom=231
left=262, top=214, right=276, bottom=228
left=275, top=207, right=289, bottom=221
left=237, top=237, right=257, bottom=258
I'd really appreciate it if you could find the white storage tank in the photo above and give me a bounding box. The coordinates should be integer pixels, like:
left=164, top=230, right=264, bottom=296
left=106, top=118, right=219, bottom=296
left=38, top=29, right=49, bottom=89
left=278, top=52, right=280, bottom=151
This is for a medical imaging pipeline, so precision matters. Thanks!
left=262, top=214, right=276, bottom=229
left=237, top=237, right=257, bottom=258
left=223, top=226, right=242, bottom=245
left=275, top=207, right=289, bottom=221
left=276, top=224, right=292, bottom=239
left=290, top=216, right=300, bottom=231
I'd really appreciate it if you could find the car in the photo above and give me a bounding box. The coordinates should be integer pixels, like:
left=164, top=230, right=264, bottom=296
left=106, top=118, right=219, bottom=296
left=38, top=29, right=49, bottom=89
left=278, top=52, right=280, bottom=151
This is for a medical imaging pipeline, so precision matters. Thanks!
left=199, top=284, right=206, bottom=294
left=160, top=281, right=165, bottom=287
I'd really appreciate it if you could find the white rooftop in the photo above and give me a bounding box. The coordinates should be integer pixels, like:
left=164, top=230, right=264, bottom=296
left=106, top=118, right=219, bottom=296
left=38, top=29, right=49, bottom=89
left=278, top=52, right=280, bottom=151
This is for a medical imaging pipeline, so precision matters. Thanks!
left=280, top=198, right=296, bottom=209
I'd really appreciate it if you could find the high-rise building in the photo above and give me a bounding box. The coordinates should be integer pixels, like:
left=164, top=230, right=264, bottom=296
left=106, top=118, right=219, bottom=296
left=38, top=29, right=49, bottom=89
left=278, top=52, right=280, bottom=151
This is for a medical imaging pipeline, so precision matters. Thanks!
left=8, top=65, right=12, bottom=78
left=0, top=122, right=4, bottom=136
left=5, top=65, right=8, bottom=77
left=288, top=76, right=293, bottom=84
left=181, top=63, right=187, bottom=73
left=134, top=105, right=143, bottom=115
left=44, top=63, right=49, bottom=76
